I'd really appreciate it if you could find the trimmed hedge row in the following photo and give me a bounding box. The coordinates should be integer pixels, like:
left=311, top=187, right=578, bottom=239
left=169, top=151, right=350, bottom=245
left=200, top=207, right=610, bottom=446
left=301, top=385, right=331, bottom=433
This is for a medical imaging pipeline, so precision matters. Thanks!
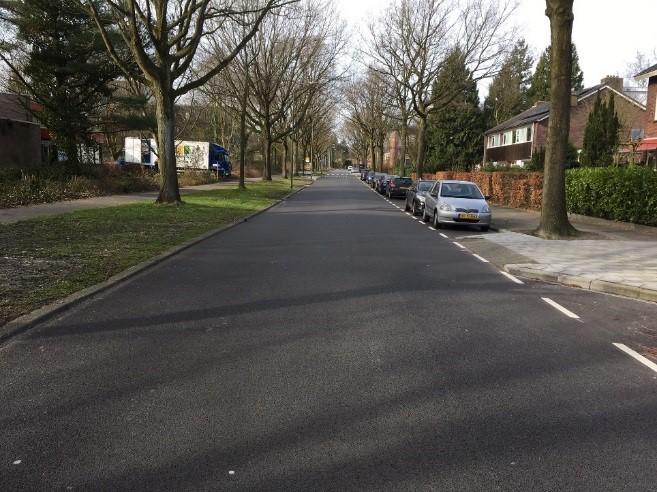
left=566, top=167, right=657, bottom=226
left=419, top=167, right=657, bottom=226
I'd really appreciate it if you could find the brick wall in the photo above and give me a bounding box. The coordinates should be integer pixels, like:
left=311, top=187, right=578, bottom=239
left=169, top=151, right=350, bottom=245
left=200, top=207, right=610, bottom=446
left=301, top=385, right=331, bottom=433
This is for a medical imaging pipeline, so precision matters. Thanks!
left=568, top=88, right=645, bottom=147
left=645, top=76, right=657, bottom=138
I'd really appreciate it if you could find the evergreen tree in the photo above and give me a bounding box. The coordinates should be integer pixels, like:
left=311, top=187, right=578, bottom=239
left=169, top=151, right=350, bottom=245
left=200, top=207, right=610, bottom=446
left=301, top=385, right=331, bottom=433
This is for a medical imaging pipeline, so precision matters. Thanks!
left=483, top=39, right=533, bottom=128
left=425, top=49, right=484, bottom=172
left=580, top=92, right=620, bottom=166
left=527, top=43, right=584, bottom=104
left=0, top=0, right=121, bottom=164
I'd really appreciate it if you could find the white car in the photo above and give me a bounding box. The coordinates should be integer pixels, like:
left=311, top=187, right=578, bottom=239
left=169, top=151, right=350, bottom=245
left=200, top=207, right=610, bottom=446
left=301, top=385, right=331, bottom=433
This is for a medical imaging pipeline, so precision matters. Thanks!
left=347, top=165, right=353, bottom=172
left=422, top=180, right=492, bottom=232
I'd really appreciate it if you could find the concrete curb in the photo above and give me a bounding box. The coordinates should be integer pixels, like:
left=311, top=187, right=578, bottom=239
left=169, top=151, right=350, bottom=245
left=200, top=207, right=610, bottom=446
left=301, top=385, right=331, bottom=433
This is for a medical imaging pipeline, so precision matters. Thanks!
left=504, top=264, right=657, bottom=303
left=0, top=184, right=309, bottom=344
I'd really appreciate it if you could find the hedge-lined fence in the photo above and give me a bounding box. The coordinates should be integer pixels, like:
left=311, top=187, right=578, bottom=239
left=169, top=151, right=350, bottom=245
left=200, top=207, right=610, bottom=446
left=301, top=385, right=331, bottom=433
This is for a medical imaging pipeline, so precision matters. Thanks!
left=416, top=167, right=657, bottom=226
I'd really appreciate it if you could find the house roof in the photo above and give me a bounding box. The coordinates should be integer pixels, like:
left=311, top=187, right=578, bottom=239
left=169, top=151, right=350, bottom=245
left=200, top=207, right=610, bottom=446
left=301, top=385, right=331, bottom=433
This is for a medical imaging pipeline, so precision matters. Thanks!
left=635, top=62, right=657, bottom=80
left=485, top=84, right=645, bottom=135
left=484, top=102, right=550, bottom=134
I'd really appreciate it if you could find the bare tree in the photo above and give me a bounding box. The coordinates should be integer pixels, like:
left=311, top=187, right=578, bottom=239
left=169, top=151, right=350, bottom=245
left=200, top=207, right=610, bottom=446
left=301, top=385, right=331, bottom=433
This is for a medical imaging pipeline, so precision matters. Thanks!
left=366, top=0, right=515, bottom=177
left=85, top=0, right=293, bottom=203
left=243, top=0, right=346, bottom=180
left=535, top=0, right=577, bottom=239
left=343, top=70, right=389, bottom=172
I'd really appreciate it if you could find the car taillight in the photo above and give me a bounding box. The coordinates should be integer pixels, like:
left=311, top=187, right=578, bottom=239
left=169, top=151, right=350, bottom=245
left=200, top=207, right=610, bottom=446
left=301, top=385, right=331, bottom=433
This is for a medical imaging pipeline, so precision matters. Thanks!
left=389, top=182, right=395, bottom=188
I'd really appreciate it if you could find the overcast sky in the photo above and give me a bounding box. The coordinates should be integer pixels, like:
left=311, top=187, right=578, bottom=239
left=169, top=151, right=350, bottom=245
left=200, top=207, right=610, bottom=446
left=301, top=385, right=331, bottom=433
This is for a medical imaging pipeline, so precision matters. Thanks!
left=336, top=0, right=657, bottom=94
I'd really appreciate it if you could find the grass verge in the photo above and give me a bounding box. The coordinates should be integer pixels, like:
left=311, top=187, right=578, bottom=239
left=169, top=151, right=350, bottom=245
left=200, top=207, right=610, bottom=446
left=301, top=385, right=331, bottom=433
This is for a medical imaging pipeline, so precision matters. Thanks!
left=0, top=178, right=310, bottom=326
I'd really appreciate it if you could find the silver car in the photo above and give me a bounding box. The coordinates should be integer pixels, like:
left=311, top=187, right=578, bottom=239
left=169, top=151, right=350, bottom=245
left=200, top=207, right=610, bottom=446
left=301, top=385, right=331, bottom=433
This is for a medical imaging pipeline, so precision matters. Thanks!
left=421, top=180, right=492, bottom=232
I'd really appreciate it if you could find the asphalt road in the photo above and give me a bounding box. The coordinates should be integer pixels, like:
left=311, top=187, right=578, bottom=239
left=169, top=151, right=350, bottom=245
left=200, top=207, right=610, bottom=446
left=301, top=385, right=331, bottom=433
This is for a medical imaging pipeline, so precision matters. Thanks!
left=3, top=172, right=657, bottom=491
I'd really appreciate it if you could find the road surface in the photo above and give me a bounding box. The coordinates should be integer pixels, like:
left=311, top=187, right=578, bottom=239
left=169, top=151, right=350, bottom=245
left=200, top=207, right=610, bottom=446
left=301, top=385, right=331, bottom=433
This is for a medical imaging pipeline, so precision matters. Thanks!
left=2, top=172, right=657, bottom=491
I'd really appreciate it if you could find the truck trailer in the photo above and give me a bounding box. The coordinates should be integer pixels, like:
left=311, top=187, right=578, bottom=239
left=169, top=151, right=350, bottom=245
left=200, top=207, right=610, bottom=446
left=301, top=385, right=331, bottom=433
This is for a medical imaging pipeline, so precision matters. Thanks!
left=124, top=137, right=232, bottom=177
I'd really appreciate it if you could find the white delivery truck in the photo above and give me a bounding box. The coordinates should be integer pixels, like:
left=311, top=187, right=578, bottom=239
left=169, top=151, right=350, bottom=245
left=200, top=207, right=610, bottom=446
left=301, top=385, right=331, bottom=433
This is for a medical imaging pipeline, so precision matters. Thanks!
left=124, top=137, right=232, bottom=176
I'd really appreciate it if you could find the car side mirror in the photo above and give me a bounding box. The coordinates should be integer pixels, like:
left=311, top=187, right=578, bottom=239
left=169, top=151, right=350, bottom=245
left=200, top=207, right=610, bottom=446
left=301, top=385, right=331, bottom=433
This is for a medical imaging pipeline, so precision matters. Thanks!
left=431, top=192, right=438, bottom=197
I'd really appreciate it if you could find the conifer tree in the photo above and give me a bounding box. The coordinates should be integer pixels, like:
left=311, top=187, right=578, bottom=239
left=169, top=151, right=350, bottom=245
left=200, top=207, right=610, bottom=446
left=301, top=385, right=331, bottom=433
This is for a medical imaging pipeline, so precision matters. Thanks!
left=527, top=43, right=584, bottom=104
left=483, top=39, right=533, bottom=128
left=0, top=0, right=121, bottom=165
left=580, top=92, right=620, bottom=166
left=425, top=49, right=484, bottom=171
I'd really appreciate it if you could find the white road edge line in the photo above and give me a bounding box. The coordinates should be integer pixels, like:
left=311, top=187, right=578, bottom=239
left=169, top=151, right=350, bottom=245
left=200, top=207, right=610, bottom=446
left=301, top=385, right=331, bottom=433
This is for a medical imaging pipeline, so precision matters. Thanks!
left=405, top=212, right=412, bottom=216
left=439, top=233, right=448, bottom=238
left=472, top=254, right=489, bottom=263
left=428, top=226, right=436, bottom=231
left=500, top=271, right=524, bottom=284
left=453, top=242, right=466, bottom=249
left=612, top=343, right=657, bottom=374
left=541, top=297, right=580, bottom=319
left=412, top=216, right=418, bottom=220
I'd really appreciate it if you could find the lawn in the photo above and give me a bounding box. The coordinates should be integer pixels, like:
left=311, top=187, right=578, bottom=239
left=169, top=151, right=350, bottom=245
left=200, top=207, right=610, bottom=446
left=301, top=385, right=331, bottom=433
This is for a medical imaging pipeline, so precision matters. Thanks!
left=0, top=178, right=310, bottom=326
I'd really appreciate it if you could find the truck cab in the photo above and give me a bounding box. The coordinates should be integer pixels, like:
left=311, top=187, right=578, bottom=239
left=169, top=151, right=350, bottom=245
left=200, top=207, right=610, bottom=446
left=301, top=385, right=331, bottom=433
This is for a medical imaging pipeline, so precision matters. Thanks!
left=209, top=144, right=231, bottom=178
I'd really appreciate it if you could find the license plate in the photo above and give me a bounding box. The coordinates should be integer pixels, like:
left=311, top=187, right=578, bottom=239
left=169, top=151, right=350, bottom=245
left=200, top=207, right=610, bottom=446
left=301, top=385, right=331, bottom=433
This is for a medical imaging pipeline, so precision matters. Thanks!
left=458, top=213, right=479, bottom=221
left=400, top=187, right=408, bottom=191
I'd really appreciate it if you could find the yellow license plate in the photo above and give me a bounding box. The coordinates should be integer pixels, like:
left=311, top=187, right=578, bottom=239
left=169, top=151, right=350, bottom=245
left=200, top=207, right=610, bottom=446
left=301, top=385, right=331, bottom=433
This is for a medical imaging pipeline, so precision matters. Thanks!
left=459, top=213, right=478, bottom=220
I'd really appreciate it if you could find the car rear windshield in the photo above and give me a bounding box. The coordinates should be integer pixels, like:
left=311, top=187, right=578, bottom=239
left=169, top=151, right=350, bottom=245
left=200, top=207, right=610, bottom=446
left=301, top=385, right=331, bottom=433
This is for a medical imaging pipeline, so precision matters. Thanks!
left=440, top=183, right=484, bottom=199
left=417, top=181, right=434, bottom=191
left=394, top=178, right=412, bottom=186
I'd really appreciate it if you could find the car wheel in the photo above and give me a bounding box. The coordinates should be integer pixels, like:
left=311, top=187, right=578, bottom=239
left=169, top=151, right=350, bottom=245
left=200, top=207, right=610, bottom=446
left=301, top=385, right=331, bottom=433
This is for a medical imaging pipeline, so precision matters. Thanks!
left=433, top=211, right=441, bottom=228
left=387, top=190, right=391, bottom=199
left=480, top=225, right=490, bottom=232
left=405, top=201, right=410, bottom=212
left=412, top=201, right=418, bottom=216
left=422, top=208, right=429, bottom=222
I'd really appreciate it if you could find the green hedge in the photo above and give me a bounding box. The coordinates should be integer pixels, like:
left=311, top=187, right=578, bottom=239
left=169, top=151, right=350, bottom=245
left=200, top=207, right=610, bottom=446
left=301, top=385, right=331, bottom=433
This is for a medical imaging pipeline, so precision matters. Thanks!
left=566, top=167, right=657, bottom=226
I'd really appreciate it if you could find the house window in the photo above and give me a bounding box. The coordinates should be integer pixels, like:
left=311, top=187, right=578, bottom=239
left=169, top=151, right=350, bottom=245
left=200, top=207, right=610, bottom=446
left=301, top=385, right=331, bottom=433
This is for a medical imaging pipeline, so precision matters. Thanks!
left=512, top=130, right=518, bottom=144
left=526, top=126, right=532, bottom=142
left=503, top=131, right=513, bottom=145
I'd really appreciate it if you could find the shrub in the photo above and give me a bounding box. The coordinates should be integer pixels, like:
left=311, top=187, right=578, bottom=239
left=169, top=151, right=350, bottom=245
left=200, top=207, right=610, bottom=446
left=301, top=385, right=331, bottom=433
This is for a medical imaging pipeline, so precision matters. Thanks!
left=566, top=167, right=657, bottom=226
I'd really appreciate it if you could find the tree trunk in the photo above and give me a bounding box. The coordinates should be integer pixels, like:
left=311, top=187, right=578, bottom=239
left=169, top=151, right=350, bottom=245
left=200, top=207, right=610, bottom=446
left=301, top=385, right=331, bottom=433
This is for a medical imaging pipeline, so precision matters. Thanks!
left=154, top=90, right=181, bottom=204
left=536, top=0, right=577, bottom=238
left=291, top=139, right=296, bottom=188
left=283, top=138, right=289, bottom=179
left=239, top=77, right=249, bottom=190
left=377, top=137, right=384, bottom=174
left=370, top=140, right=376, bottom=172
left=416, top=117, right=427, bottom=179
left=262, top=127, right=273, bottom=181
left=400, top=118, right=408, bottom=175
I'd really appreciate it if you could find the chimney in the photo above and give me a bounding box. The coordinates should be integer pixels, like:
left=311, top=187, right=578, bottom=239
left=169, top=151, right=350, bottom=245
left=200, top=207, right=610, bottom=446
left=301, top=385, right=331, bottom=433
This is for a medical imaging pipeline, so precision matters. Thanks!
left=570, top=94, right=578, bottom=107
left=601, top=75, right=623, bottom=93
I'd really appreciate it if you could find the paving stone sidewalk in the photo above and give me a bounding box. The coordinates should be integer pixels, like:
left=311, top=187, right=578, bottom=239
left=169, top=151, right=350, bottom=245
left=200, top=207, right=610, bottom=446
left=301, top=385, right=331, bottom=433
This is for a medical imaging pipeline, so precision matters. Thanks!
left=462, top=206, right=657, bottom=302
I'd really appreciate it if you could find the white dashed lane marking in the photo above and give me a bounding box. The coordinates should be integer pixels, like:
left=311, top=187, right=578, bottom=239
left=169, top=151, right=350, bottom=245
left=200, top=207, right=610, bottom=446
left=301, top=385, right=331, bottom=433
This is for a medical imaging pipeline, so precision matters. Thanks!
left=541, top=297, right=580, bottom=319
left=453, top=242, right=466, bottom=249
left=613, top=343, right=657, bottom=374
left=500, top=271, right=524, bottom=284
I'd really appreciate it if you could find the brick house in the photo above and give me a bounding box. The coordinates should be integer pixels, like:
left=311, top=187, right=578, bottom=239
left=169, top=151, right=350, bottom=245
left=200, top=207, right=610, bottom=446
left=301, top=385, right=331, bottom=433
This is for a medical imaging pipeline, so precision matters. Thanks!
left=635, top=63, right=657, bottom=167
left=483, top=76, right=646, bottom=165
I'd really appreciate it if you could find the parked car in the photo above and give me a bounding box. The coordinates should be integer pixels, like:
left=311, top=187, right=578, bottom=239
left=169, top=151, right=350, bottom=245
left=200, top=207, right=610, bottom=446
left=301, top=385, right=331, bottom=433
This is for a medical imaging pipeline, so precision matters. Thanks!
left=369, top=172, right=384, bottom=187
left=376, top=174, right=398, bottom=194
left=404, top=179, right=436, bottom=215
left=347, top=165, right=354, bottom=172
left=386, top=177, right=413, bottom=198
left=422, top=180, right=492, bottom=232
left=360, top=169, right=369, bottom=180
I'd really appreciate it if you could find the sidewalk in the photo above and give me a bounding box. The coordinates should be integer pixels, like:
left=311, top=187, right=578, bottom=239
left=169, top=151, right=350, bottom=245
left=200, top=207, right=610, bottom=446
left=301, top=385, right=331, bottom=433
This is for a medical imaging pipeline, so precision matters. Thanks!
left=0, top=177, right=264, bottom=224
left=460, top=206, right=657, bottom=302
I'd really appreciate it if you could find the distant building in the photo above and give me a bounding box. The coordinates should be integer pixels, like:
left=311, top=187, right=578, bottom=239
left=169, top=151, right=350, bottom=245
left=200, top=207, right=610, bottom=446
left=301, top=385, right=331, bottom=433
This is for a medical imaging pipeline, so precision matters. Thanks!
left=483, top=77, right=646, bottom=166
left=634, top=63, right=657, bottom=167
